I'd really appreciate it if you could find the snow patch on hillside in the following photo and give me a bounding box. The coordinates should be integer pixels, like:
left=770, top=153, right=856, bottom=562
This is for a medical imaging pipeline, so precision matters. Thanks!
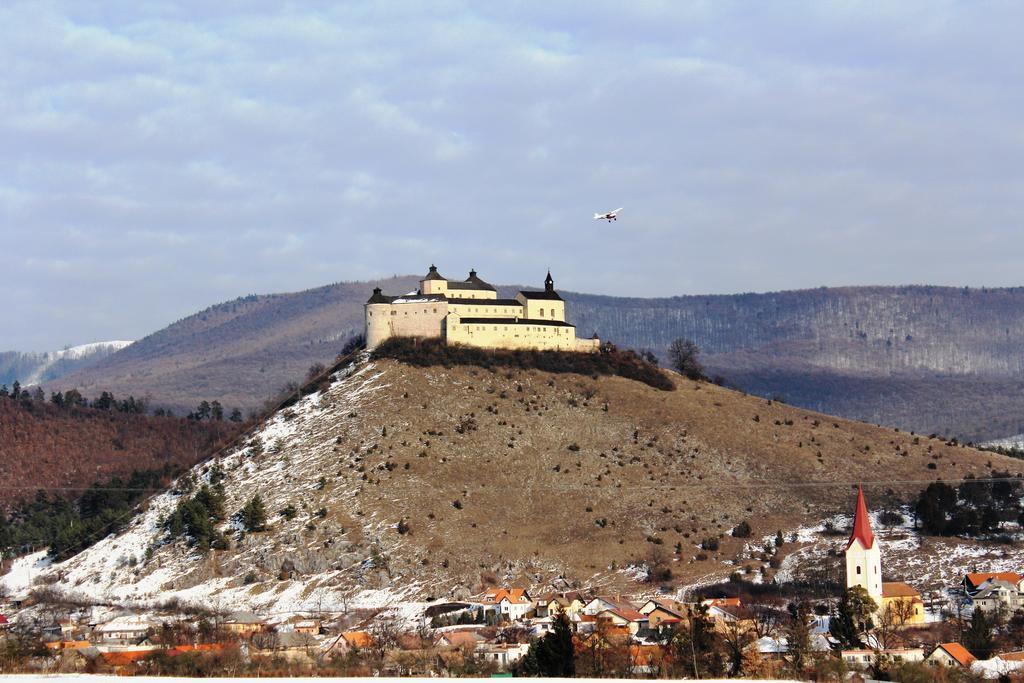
left=983, top=433, right=1024, bottom=450
left=22, top=340, right=133, bottom=385
left=17, top=360, right=425, bottom=619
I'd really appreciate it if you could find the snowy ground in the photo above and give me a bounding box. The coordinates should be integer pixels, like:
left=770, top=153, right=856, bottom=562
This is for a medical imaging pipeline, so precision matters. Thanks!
left=2, top=360, right=427, bottom=625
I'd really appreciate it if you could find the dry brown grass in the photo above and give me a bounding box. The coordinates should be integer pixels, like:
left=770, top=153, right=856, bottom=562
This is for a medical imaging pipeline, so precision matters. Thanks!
left=249, top=358, right=1024, bottom=595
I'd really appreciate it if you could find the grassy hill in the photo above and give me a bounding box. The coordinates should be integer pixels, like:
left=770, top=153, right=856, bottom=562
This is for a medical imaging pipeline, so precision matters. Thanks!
left=32, top=354, right=1024, bottom=611
left=53, top=278, right=1024, bottom=441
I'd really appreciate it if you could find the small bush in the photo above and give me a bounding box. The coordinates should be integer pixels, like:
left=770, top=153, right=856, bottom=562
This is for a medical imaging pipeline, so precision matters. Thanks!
left=731, top=521, right=751, bottom=538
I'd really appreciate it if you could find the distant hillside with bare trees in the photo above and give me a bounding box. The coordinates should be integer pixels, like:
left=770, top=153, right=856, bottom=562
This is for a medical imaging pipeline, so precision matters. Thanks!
left=53, top=279, right=1024, bottom=442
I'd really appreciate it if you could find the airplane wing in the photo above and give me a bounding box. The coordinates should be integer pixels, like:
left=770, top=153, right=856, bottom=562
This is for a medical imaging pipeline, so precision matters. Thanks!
left=611, top=207, right=623, bottom=214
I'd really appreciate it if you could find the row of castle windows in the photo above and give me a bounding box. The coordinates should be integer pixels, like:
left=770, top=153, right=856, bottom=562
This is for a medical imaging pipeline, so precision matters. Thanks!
left=371, top=305, right=561, bottom=318
left=461, top=325, right=567, bottom=334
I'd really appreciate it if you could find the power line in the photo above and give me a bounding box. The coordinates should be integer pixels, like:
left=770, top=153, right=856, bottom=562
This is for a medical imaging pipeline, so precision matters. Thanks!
left=1, top=474, right=1022, bottom=495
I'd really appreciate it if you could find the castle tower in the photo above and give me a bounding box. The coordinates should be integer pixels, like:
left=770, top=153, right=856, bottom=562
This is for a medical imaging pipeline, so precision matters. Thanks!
left=845, top=486, right=883, bottom=604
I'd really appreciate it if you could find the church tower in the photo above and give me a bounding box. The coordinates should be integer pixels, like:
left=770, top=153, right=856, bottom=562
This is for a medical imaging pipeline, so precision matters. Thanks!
left=845, top=486, right=883, bottom=604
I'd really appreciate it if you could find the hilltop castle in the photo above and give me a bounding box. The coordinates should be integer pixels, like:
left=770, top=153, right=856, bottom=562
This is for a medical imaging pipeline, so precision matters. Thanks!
left=365, top=266, right=600, bottom=353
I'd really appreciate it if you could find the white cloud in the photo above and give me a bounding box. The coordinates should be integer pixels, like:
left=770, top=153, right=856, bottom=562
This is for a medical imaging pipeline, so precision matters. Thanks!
left=2, top=2, right=1024, bottom=349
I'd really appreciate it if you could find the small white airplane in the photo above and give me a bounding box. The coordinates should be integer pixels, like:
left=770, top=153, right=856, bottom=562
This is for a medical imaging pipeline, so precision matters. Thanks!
left=594, top=207, right=623, bottom=222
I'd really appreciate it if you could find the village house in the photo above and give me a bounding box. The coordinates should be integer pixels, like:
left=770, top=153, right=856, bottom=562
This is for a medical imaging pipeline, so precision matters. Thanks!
left=292, top=618, right=322, bottom=635
left=638, top=599, right=688, bottom=630
left=534, top=591, right=587, bottom=618
left=842, top=647, right=925, bottom=668
left=582, top=595, right=638, bottom=616
left=474, top=642, right=530, bottom=669
left=222, top=611, right=266, bottom=637
left=970, top=577, right=1024, bottom=613
left=962, top=571, right=1022, bottom=594
left=365, top=266, right=600, bottom=353
left=928, top=642, right=977, bottom=668
left=435, top=630, right=486, bottom=649
left=93, top=614, right=157, bottom=645
left=595, top=607, right=649, bottom=635
left=252, top=631, right=320, bottom=662
left=479, top=588, right=533, bottom=621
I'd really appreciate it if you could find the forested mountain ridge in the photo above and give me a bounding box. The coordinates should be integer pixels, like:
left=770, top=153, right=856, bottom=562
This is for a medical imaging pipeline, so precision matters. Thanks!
left=0, top=391, right=237, bottom=507
left=55, top=279, right=1024, bottom=442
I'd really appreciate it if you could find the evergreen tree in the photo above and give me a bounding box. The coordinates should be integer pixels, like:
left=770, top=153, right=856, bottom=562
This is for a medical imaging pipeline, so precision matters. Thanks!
left=229, top=408, right=243, bottom=423
left=830, top=586, right=877, bottom=648
left=210, top=401, right=224, bottom=421
left=0, top=384, right=8, bottom=398
left=11, top=381, right=21, bottom=400
left=964, top=608, right=995, bottom=659
left=238, top=494, right=268, bottom=532
left=785, top=602, right=813, bottom=673
left=517, top=613, right=575, bottom=676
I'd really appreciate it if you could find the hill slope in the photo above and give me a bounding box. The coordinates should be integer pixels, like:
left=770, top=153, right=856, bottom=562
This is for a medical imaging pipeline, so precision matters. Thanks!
left=56, top=280, right=1024, bottom=441
left=28, top=356, right=1023, bottom=612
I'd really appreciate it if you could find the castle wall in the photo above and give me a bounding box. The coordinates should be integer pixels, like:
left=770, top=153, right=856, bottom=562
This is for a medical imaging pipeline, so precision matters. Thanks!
left=365, top=301, right=447, bottom=349
left=446, top=287, right=497, bottom=300
left=448, top=301, right=524, bottom=318
left=421, top=280, right=448, bottom=296
left=446, top=315, right=590, bottom=352
left=520, top=299, right=565, bottom=321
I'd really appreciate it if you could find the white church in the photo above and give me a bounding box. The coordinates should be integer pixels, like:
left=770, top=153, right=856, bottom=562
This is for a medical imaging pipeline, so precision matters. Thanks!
left=844, top=486, right=925, bottom=624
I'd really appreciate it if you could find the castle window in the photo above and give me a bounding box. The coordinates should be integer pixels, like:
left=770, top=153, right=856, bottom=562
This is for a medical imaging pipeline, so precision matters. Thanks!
left=540, top=308, right=545, bottom=317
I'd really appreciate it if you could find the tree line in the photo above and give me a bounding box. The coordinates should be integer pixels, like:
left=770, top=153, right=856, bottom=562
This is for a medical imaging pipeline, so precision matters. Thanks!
left=0, top=465, right=182, bottom=561
left=0, top=381, right=243, bottom=423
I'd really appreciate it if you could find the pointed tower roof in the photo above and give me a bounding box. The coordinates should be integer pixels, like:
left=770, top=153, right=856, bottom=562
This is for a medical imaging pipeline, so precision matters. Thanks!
left=846, top=485, right=875, bottom=550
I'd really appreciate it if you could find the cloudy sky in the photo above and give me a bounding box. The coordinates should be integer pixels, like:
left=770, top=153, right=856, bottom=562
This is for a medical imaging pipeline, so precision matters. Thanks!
left=3, top=2, right=1024, bottom=350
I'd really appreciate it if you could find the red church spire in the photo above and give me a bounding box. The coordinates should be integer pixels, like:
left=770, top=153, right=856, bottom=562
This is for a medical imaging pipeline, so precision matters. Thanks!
left=846, top=485, right=875, bottom=550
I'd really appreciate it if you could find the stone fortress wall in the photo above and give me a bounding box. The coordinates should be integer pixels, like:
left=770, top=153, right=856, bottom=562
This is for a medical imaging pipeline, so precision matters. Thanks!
left=365, top=266, right=599, bottom=353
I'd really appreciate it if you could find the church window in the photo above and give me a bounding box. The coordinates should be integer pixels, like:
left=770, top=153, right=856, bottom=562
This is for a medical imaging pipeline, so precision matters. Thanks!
left=856, top=566, right=861, bottom=575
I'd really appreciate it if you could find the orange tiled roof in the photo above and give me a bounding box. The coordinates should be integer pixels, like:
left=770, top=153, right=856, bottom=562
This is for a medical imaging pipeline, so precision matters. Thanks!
left=631, top=644, right=666, bottom=667
left=965, top=572, right=1022, bottom=587
left=882, top=582, right=921, bottom=598
left=999, top=650, right=1024, bottom=662
left=342, top=631, right=373, bottom=648
left=481, top=587, right=530, bottom=605
left=600, top=608, right=647, bottom=622
left=100, top=650, right=153, bottom=666
left=703, top=597, right=742, bottom=607
left=936, top=643, right=976, bottom=667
